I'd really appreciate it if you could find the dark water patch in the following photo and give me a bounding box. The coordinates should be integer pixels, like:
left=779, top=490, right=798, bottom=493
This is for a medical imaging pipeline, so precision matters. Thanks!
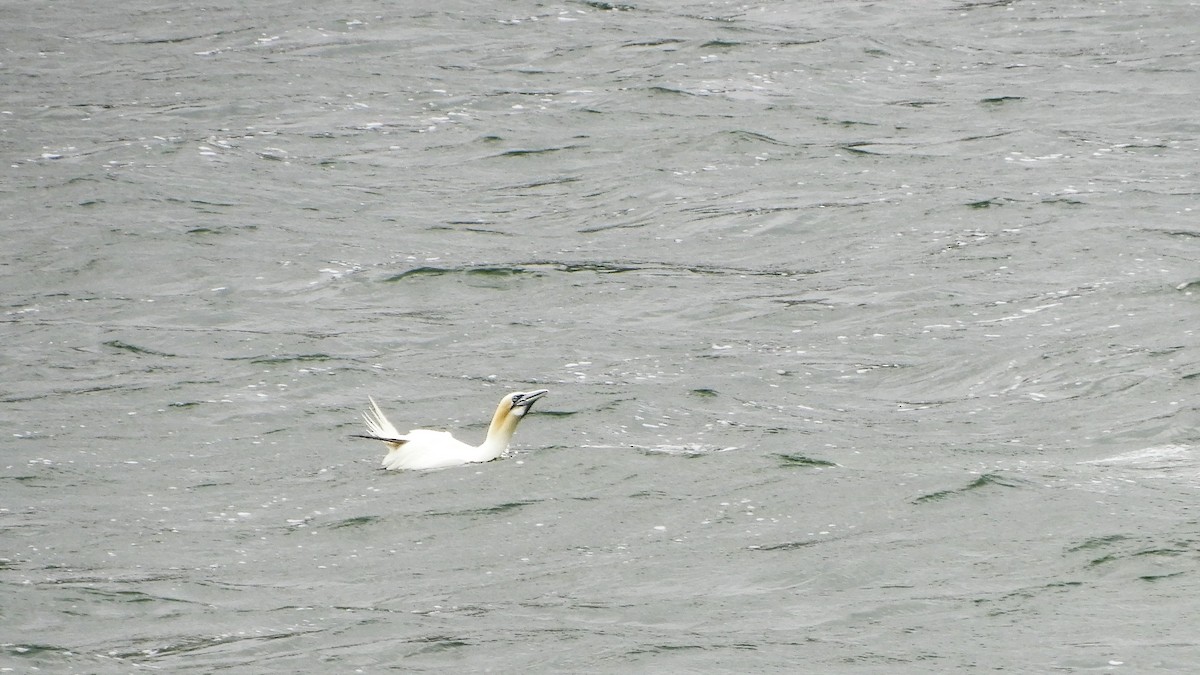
left=38, top=570, right=181, bottom=586
left=892, top=99, right=943, bottom=108
left=700, top=40, right=741, bottom=49
left=690, top=388, right=718, bottom=398
left=450, top=266, right=529, bottom=279
left=385, top=266, right=452, bottom=280
left=411, top=605, right=491, bottom=618
left=1067, top=534, right=1130, bottom=553
left=1140, top=572, right=1185, bottom=582
left=819, top=117, right=881, bottom=128
left=191, top=481, right=235, bottom=489
left=498, top=176, right=581, bottom=190
left=327, top=515, right=382, bottom=529
left=749, top=540, right=820, bottom=552
left=1147, top=345, right=1185, bottom=357
left=628, top=644, right=707, bottom=654
left=490, top=145, right=580, bottom=158
left=441, top=219, right=500, bottom=230
left=644, top=85, right=701, bottom=97
left=164, top=196, right=240, bottom=209
left=4, top=643, right=75, bottom=660
left=35, top=320, right=332, bottom=340
left=103, top=340, right=175, bottom=357
left=326, top=603, right=406, bottom=614
left=1132, top=547, right=1191, bottom=559
left=424, top=500, right=539, bottom=517
left=665, top=261, right=815, bottom=278
left=622, top=38, right=685, bottom=48
left=515, top=259, right=816, bottom=278
left=1040, top=197, right=1087, bottom=206
left=384, top=266, right=535, bottom=282
left=980, top=96, right=1024, bottom=105
left=717, top=129, right=793, bottom=147
left=1083, top=545, right=1190, bottom=568
left=683, top=199, right=864, bottom=217
left=554, top=262, right=640, bottom=274
left=851, top=362, right=906, bottom=374
left=959, top=1, right=1019, bottom=10
left=185, top=222, right=263, bottom=235
left=841, top=142, right=882, bottom=155
left=1157, top=229, right=1200, bottom=238
left=773, top=38, right=828, bottom=47
left=409, top=636, right=473, bottom=654
left=108, top=32, right=221, bottom=46
left=243, top=353, right=334, bottom=365
left=684, top=202, right=802, bottom=217
left=577, top=221, right=651, bottom=233
left=2, top=382, right=150, bottom=403
left=630, top=490, right=669, bottom=498
left=979, top=580, right=1085, bottom=608
left=577, top=0, right=636, bottom=10
left=965, top=198, right=1012, bottom=209
left=912, top=473, right=1027, bottom=504
left=774, top=296, right=833, bottom=307
left=112, top=629, right=316, bottom=660
left=774, top=453, right=837, bottom=468
left=78, top=587, right=203, bottom=608
left=1082, top=554, right=1118, bottom=568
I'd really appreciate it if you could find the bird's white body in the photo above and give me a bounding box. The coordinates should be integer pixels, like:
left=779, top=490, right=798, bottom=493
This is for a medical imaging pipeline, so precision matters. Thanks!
left=358, top=390, right=548, bottom=471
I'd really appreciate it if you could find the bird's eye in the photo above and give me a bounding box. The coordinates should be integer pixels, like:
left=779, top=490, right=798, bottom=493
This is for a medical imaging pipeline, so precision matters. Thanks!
left=512, top=394, right=522, bottom=404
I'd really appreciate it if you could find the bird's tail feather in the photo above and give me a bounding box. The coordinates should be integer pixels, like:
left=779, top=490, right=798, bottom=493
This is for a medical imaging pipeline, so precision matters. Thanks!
left=363, top=396, right=402, bottom=439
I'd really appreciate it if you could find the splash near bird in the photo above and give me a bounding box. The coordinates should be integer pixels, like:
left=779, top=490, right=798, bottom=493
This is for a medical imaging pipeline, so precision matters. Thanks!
left=352, top=389, right=549, bottom=470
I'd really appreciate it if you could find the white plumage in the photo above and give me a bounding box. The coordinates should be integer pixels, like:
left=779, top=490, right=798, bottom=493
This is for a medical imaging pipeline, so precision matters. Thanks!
left=354, top=389, right=549, bottom=470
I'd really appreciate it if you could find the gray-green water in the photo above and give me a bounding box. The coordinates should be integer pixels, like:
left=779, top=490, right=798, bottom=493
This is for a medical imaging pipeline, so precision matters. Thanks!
left=3, top=0, right=1198, bottom=671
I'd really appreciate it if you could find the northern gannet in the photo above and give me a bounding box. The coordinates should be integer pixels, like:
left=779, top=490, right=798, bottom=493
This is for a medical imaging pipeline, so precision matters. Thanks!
left=353, top=389, right=549, bottom=470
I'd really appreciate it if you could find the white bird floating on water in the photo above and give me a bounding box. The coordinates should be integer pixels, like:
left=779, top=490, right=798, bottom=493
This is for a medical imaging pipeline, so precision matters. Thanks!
left=353, top=389, right=549, bottom=470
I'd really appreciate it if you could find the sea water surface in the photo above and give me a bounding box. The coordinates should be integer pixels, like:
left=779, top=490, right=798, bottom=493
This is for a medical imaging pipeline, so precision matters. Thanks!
left=2, top=0, right=1198, bottom=672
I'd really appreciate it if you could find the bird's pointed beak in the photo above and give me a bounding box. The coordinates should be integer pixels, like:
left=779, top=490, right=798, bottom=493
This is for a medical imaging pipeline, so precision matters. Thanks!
left=515, top=389, right=549, bottom=408
left=510, top=389, right=548, bottom=417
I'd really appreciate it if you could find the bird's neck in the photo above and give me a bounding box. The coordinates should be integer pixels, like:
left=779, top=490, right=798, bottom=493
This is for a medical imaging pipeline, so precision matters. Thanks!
left=479, top=402, right=519, bottom=457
